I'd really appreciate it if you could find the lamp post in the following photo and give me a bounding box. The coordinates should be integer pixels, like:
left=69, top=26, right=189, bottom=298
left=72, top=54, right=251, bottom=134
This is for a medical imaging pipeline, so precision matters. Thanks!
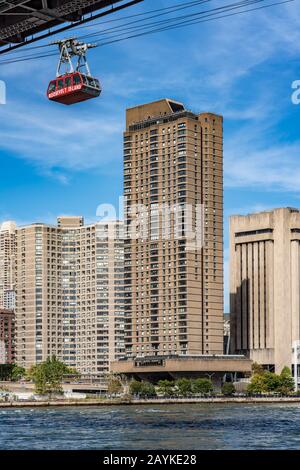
left=292, top=340, right=300, bottom=392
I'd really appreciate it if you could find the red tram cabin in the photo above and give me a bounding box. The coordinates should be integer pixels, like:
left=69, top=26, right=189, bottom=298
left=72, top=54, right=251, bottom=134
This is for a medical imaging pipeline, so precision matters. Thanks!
left=47, top=72, right=101, bottom=105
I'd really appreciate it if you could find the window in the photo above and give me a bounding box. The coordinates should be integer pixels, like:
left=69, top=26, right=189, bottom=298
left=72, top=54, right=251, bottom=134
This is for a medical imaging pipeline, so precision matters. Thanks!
left=73, top=74, right=81, bottom=85
left=48, top=81, right=56, bottom=93
left=87, top=76, right=95, bottom=87
left=235, top=228, right=273, bottom=237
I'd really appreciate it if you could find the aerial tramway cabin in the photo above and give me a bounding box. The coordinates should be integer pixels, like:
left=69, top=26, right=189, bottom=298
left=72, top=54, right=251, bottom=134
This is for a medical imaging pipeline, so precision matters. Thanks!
left=47, top=71, right=101, bottom=105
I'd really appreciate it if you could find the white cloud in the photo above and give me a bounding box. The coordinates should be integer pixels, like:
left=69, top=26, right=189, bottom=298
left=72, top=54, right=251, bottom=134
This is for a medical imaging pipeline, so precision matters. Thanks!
left=225, top=134, right=300, bottom=192
left=0, top=99, right=123, bottom=173
left=0, top=213, right=57, bottom=228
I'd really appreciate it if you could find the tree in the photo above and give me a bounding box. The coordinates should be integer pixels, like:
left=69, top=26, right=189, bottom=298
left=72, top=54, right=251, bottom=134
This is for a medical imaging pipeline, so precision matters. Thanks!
left=247, top=373, right=267, bottom=394
left=247, top=372, right=279, bottom=394
left=66, top=367, right=80, bottom=378
left=139, top=382, right=156, bottom=398
left=10, top=365, right=25, bottom=382
left=129, top=380, right=142, bottom=396
left=129, top=380, right=156, bottom=398
left=0, top=364, right=25, bottom=381
left=263, top=371, right=281, bottom=392
left=278, top=367, right=294, bottom=394
left=191, top=378, right=213, bottom=395
left=157, top=380, right=175, bottom=397
left=176, top=378, right=192, bottom=397
left=251, top=362, right=265, bottom=376
left=28, top=356, right=77, bottom=396
left=247, top=367, right=294, bottom=395
left=222, top=382, right=235, bottom=396
left=107, top=375, right=123, bottom=396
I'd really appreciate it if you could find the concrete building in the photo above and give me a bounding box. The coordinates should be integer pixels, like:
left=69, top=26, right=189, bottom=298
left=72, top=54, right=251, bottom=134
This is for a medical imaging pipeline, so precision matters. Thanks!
left=0, top=221, right=16, bottom=310
left=230, top=207, right=300, bottom=373
left=111, top=355, right=252, bottom=388
left=224, top=314, right=230, bottom=355
left=0, top=308, right=15, bottom=364
left=13, top=217, right=125, bottom=374
left=123, top=99, right=224, bottom=359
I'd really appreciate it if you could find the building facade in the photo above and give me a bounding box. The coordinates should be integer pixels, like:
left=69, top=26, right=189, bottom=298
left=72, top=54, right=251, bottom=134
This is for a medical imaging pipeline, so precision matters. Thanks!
left=123, top=99, right=224, bottom=358
left=12, top=217, right=124, bottom=374
left=230, top=207, right=300, bottom=373
left=224, top=314, right=230, bottom=355
left=0, top=221, right=16, bottom=310
left=0, top=308, right=15, bottom=364
left=75, top=220, right=125, bottom=375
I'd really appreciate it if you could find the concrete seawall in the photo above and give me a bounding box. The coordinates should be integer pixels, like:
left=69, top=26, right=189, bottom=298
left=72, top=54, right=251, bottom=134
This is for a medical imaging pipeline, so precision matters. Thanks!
left=1, top=397, right=300, bottom=407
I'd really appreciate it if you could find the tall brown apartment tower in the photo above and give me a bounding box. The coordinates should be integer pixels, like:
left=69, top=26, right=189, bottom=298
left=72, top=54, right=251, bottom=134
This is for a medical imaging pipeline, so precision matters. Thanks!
left=123, top=99, right=224, bottom=358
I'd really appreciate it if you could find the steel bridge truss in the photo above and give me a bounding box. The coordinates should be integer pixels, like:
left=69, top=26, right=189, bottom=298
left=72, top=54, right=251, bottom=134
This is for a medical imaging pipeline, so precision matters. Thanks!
left=0, top=0, right=143, bottom=52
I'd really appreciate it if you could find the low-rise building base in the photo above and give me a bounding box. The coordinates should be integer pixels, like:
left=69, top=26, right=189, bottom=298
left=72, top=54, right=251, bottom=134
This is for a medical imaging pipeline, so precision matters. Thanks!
left=111, top=354, right=252, bottom=388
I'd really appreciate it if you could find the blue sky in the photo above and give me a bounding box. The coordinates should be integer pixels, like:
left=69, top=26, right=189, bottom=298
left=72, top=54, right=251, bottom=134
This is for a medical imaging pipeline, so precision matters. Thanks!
left=0, top=0, right=300, bottom=309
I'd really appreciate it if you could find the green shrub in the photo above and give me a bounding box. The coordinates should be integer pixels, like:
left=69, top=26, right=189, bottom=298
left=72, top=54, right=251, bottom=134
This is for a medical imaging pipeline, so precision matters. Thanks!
left=191, top=378, right=213, bottom=395
left=157, top=380, right=175, bottom=397
left=129, top=380, right=156, bottom=398
left=221, top=382, right=235, bottom=396
left=247, top=366, right=294, bottom=395
left=176, top=378, right=192, bottom=397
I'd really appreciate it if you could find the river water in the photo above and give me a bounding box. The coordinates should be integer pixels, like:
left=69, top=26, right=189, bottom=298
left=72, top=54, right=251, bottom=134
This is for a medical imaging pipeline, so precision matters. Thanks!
left=0, top=403, right=300, bottom=449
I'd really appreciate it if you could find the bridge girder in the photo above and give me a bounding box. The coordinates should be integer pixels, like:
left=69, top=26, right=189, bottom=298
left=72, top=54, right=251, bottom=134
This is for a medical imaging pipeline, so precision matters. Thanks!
left=0, top=0, right=143, bottom=50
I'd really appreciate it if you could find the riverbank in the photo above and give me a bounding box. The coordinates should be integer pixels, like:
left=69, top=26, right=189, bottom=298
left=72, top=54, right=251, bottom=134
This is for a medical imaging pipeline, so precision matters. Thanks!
left=1, top=396, right=300, bottom=407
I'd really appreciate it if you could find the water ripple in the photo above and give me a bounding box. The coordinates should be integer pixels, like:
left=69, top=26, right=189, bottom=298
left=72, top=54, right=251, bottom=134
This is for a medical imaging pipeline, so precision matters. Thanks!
left=0, top=403, right=300, bottom=450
